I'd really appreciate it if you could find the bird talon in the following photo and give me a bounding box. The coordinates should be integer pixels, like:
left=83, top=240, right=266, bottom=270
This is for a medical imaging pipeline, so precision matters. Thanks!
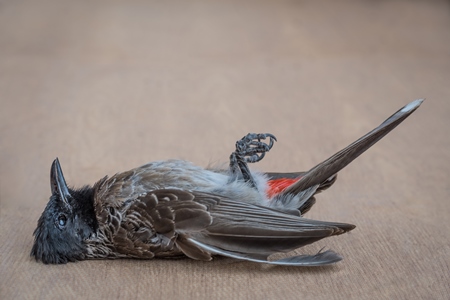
left=229, top=133, right=277, bottom=188
left=233, top=133, right=277, bottom=163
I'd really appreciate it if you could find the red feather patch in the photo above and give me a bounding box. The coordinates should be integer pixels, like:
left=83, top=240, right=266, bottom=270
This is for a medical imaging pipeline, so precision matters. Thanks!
left=267, top=178, right=299, bottom=198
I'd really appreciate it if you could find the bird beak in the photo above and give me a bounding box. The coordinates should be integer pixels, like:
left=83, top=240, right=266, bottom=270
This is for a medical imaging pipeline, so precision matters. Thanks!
left=50, top=158, right=71, bottom=208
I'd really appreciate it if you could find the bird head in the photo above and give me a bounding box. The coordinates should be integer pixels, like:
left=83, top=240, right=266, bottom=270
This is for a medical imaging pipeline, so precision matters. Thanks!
left=31, top=158, right=98, bottom=264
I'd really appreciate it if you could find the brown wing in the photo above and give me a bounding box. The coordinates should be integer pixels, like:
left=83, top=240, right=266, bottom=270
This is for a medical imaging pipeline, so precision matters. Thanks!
left=113, top=189, right=355, bottom=266
left=106, top=189, right=213, bottom=260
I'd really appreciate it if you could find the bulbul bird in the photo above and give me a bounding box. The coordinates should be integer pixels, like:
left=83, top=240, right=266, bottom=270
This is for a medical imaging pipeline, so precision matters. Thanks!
left=31, top=99, right=423, bottom=266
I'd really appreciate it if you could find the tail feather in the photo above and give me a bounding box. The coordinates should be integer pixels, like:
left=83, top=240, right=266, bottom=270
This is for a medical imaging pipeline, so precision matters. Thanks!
left=266, top=99, right=422, bottom=214
left=187, top=238, right=344, bottom=266
left=281, top=99, right=423, bottom=196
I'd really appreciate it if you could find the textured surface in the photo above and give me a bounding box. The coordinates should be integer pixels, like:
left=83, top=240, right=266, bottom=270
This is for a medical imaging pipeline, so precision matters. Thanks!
left=1, top=0, right=450, bottom=299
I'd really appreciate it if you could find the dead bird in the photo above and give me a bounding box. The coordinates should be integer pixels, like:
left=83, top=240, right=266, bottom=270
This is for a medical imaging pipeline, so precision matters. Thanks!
left=31, top=99, right=423, bottom=266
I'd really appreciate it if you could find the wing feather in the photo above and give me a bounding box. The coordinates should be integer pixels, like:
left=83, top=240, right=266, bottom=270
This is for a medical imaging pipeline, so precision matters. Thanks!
left=103, top=189, right=354, bottom=265
left=134, top=190, right=354, bottom=265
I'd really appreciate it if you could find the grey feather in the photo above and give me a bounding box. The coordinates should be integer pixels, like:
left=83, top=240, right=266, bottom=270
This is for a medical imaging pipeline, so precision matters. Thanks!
left=281, top=99, right=423, bottom=196
left=187, top=239, right=343, bottom=266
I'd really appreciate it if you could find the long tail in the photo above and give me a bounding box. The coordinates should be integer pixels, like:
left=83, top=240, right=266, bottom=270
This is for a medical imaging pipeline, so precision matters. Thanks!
left=270, top=99, right=423, bottom=212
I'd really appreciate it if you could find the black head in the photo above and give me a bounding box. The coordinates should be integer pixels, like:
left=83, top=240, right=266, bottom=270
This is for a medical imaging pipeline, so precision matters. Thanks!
left=31, top=158, right=98, bottom=264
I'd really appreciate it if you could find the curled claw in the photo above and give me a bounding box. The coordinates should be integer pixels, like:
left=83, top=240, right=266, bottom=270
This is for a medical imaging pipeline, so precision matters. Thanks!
left=264, top=133, right=277, bottom=151
left=234, top=133, right=277, bottom=163
left=229, top=133, right=277, bottom=189
left=240, top=133, right=276, bottom=145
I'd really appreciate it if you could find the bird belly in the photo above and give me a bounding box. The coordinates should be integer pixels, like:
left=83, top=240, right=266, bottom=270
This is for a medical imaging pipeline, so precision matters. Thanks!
left=139, top=160, right=270, bottom=206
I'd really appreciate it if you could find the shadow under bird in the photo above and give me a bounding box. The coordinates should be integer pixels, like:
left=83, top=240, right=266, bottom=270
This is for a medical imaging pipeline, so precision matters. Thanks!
left=31, top=99, right=423, bottom=266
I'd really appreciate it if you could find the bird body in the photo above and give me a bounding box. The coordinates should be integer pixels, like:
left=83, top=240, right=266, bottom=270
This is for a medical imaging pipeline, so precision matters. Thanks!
left=31, top=99, right=423, bottom=266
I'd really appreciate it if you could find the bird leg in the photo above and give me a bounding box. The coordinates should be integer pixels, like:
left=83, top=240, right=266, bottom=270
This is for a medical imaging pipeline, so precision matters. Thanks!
left=229, top=133, right=277, bottom=188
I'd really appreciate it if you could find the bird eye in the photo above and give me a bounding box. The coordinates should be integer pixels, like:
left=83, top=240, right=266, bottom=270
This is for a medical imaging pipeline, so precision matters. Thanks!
left=57, top=214, right=67, bottom=227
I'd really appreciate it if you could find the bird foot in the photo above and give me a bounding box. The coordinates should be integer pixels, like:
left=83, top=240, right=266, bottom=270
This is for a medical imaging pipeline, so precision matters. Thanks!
left=229, top=133, right=277, bottom=188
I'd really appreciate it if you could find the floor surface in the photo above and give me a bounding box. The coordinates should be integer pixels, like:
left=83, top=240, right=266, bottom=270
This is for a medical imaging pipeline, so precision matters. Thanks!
left=1, top=1, right=449, bottom=299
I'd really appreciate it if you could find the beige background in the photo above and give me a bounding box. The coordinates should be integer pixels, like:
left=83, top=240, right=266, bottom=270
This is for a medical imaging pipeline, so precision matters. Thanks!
left=1, top=0, right=449, bottom=299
